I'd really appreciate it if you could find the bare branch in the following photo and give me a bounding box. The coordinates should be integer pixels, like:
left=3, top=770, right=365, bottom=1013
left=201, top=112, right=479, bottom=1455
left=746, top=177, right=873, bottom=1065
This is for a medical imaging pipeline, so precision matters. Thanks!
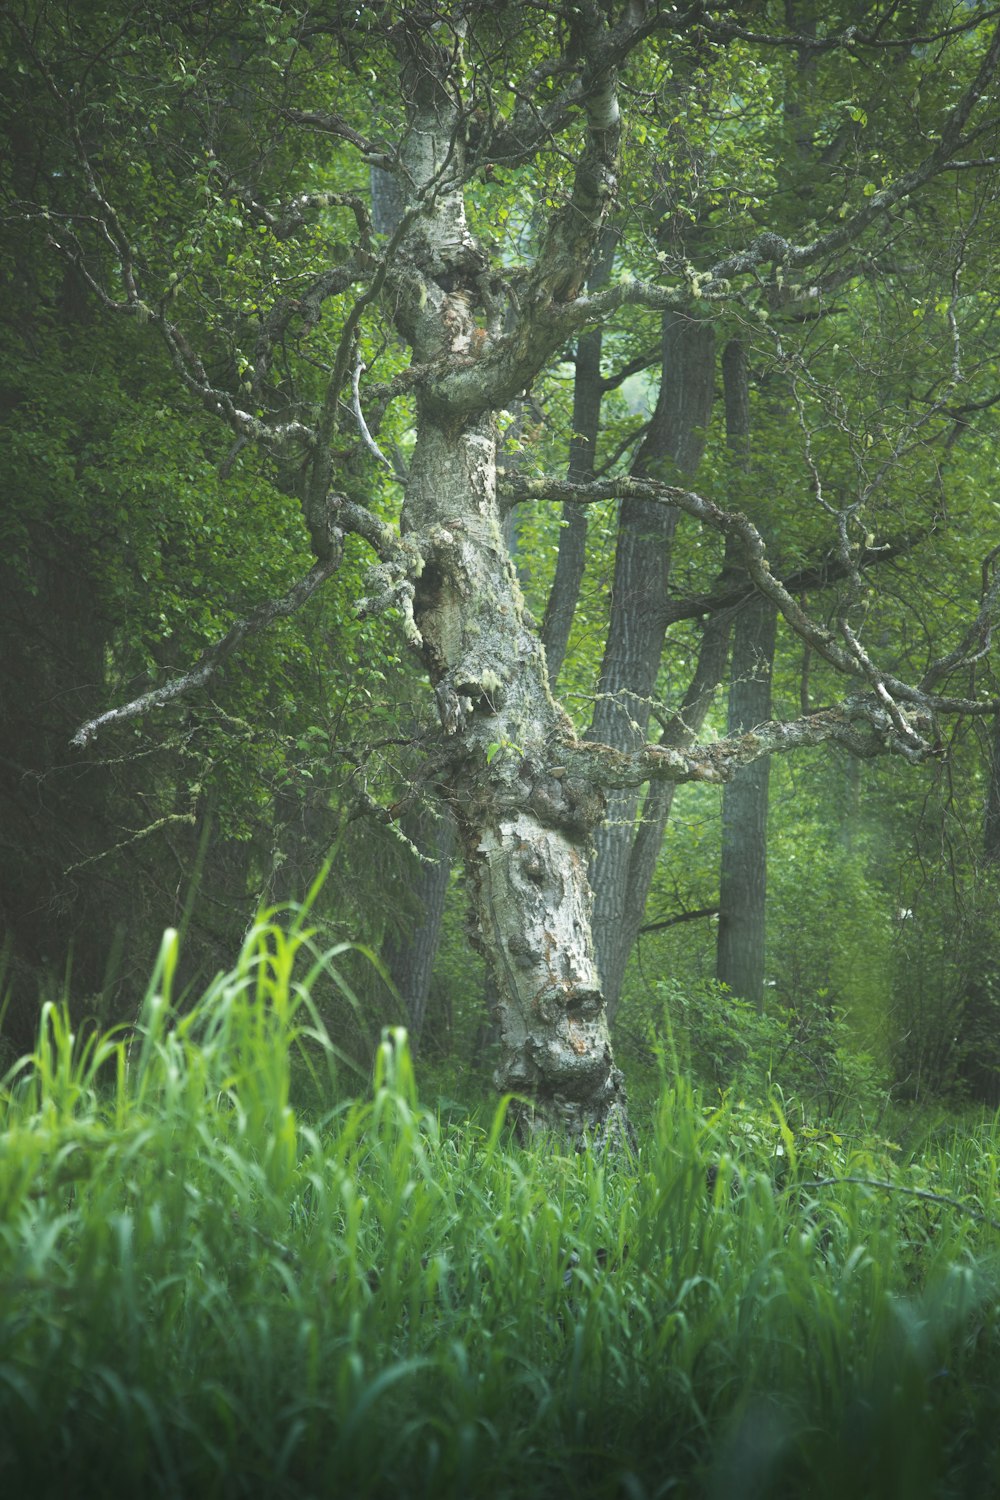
left=793, top=1176, right=1000, bottom=1234
left=72, top=554, right=343, bottom=748
left=921, top=545, right=1000, bottom=692
left=661, top=528, right=928, bottom=627
left=567, top=696, right=940, bottom=793
left=709, top=7, right=1000, bottom=54
left=282, top=108, right=393, bottom=167
left=352, top=352, right=402, bottom=478
left=503, top=471, right=996, bottom=722
left=639, top=906, right=719, bottom=936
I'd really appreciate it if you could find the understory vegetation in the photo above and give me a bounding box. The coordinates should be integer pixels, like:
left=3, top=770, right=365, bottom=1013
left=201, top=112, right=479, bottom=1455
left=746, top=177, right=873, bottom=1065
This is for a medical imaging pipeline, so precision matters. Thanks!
left=4, top=910, right=1000, bottom=1499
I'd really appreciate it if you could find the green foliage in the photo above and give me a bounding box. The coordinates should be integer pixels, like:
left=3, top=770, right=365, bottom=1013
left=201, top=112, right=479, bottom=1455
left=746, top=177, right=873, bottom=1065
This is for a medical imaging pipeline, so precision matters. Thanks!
left=653, top=976, right=887, bottom=1128
left=4, top=920, right=1000, bottom=1498
left=3, top=0, right=1000, bottom=1125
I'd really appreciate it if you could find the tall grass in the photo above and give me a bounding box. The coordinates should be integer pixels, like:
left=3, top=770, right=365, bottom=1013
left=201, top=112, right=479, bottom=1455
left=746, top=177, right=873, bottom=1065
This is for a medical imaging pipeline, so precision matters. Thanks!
left=2, top=908, right=1000, bottom=1498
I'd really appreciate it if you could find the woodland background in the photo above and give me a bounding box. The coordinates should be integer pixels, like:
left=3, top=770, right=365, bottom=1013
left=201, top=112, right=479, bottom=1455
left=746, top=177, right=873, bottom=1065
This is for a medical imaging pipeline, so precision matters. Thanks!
left=3, top=0, right=1000, bottom=1125
left=7, top=5, right=1000, bottom=1496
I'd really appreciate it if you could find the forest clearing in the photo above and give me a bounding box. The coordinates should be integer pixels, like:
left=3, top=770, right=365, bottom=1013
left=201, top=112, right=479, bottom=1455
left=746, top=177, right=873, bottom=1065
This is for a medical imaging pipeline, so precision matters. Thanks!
left=4, top=2, right=1000, bottom=1492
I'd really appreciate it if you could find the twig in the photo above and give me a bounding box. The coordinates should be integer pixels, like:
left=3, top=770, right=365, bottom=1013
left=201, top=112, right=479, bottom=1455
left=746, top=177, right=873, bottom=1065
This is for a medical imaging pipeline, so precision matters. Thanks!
left=794, top=1175, right=1000, bottom=1232
left=64, top=813, right=197, bottom=873
left=352, top=353, right=405, bottom=480
left=639, top=906, right=720, bottom=935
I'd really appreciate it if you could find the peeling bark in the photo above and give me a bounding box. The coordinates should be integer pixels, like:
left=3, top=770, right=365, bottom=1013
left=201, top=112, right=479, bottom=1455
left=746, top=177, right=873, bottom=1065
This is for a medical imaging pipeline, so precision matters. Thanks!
left=382, top=23, right=631, bottom=1144
left=404, top=413, right=629, bottom=1140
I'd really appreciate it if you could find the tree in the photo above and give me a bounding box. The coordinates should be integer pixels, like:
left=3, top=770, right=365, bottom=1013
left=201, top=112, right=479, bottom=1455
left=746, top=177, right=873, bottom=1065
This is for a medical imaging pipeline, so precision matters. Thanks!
left=715, top=338, right=776, bottom=1011
left=6, top=1, right=1000, bottom=1141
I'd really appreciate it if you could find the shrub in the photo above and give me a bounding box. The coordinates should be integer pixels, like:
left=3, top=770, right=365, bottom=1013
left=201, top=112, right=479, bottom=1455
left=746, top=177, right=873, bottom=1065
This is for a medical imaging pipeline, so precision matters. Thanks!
left=655, top=976, right=888, bottom=1125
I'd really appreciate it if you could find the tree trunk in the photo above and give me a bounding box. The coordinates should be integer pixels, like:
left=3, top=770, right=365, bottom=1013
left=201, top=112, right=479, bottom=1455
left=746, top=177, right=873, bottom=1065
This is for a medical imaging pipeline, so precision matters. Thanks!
left=384, top=50, right=630, bottom=1143
left=715, top=594, right=777, bottom=1010
left=588, top=311, right=715, bottom=1009
left=604, top=598, right=735, bottom=1022
left=715, top=340, right=777, bottom=1012
left=542, top=228, right=616, bottom=685
left=985, top=713, right=1000, bottom=862
left=382, top=805, right=455, bottom=1049
left=406, top=411, right=627, bottom=1142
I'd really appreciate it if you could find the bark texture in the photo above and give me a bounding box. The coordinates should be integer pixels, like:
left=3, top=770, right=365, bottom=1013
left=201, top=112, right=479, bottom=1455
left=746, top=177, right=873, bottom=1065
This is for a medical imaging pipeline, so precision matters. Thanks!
left=383, top=23, right=631, bottom=1144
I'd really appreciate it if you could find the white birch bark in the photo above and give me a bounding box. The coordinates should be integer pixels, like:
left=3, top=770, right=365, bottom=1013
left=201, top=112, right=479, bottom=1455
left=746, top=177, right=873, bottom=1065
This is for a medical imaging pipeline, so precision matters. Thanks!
left=384, top=26, right=631, bottom=1144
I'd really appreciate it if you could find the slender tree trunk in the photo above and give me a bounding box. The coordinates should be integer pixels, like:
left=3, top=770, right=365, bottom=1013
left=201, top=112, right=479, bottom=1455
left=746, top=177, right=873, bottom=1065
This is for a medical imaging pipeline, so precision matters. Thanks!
left=716, top=340, right=777, bottom=1012
left=382, top=805, right=455, bottom=1049
left=542, top=228, right=616, bottom=684
left=588, top=311, right=715, bottom=1008
left=985, top=713, right=1000, bottom=862
left=604, top=595, right=735, bottom=1022
left=715, top=595, right=777, bottom=1010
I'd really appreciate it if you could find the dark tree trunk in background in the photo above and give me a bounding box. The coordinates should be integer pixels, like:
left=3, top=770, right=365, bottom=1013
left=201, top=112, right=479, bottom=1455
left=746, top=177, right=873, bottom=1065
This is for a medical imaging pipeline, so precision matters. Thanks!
left=542, top=229, right=617, bottom=684
left=716, top=340, right=776, bottom=1011
left=608, top=596, right=735, bottom=1022
left=588, top=311, right=715, bottom=1013
left=985, top=713, right=1000, bottom=862
left=382, top=805, right=455, bottom=1049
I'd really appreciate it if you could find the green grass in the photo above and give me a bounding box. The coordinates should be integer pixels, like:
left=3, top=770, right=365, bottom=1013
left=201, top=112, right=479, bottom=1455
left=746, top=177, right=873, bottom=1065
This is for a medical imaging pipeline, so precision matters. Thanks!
left=3, top=909, right=1000, bottom=1498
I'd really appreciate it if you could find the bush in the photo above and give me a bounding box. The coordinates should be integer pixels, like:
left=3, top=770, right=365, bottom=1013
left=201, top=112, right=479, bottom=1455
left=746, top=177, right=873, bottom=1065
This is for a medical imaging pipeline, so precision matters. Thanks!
left=654, top=976, right=888, bottom=1124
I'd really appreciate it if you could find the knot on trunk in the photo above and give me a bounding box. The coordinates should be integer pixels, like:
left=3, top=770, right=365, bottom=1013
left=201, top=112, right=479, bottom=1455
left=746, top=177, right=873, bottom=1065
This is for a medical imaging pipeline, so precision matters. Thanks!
left=517, top=759, right=604, bottom=837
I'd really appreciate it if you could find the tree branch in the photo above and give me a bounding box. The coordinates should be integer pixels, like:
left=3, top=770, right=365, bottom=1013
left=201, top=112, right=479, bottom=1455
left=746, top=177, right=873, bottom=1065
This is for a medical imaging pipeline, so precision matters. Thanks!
left=793, top=1176, right=1000, bottom=1234
left=566, top=696, right=939, bottom=793
left=558, top=19, right=1000, bottom=334
left=71, top=555, right=342, bottom=748
left=352, top=353, right=404, bottom=479
left=639, top=906, right=719, bottom=936
left=282, top=108, right=393, bottom=167
left=710, top=7, right=1000, bottom=54
left=661, top=528, right=928, bottom=627
left=504, top=470, right=996, bottom=722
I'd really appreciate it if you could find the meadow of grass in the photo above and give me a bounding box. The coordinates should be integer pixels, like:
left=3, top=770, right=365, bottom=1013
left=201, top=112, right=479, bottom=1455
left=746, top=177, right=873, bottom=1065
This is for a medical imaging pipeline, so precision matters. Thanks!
left=3, top=907, right=1000, bottom=1499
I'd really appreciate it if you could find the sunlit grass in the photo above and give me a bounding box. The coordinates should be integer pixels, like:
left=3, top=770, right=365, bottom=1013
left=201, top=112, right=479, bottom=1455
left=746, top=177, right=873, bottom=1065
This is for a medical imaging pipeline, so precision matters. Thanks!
left=2, top=907, right=1000, bottom=1497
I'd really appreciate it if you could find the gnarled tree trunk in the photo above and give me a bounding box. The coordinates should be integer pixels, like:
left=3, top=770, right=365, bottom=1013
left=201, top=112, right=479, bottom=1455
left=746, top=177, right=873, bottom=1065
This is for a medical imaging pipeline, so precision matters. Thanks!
left=385, top=32, right=630, bottom=1143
